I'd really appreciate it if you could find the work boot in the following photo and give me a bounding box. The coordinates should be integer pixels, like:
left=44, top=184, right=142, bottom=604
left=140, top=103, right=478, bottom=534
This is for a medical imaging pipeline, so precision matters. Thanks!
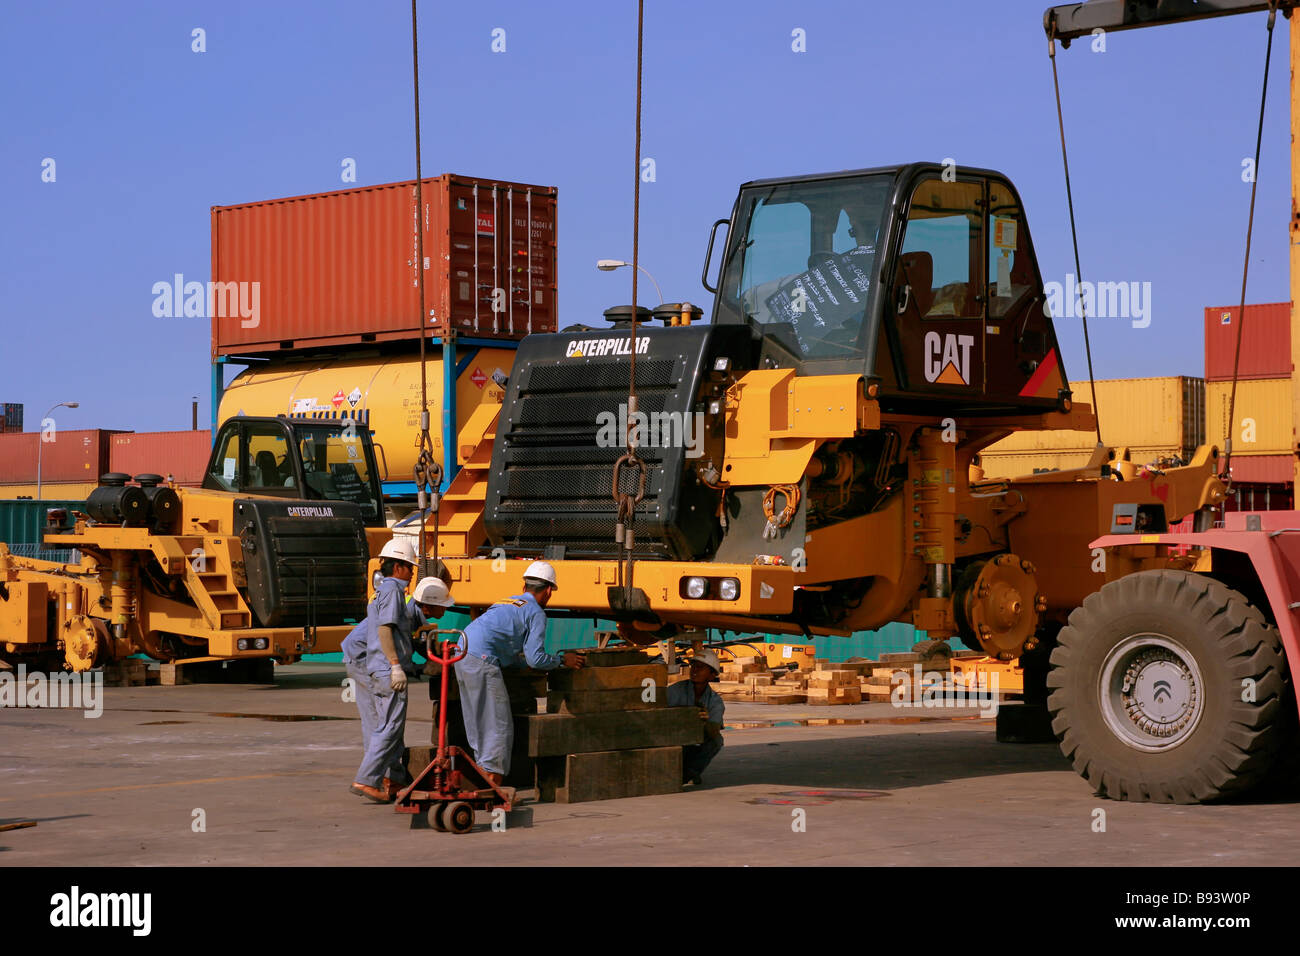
left=382, top=777, right=406, bottom=799
left=350, top=782, right=394, bottom=804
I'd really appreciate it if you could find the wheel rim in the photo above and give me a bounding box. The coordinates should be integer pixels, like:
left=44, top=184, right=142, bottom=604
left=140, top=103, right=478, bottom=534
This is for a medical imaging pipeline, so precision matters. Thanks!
left=1098, top=633, right=1204, bottom=753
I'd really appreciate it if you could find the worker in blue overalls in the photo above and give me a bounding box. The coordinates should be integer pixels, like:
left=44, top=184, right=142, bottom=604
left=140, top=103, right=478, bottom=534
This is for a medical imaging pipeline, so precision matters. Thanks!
left=342, top=536, right=454, bottom=803
left=457, top=561, right=585, bottom=788
left=667, top=648, right=725, bottom=785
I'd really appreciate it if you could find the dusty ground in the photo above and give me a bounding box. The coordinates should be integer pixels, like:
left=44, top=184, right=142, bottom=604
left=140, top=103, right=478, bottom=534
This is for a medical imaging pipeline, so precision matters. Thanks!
left=1, top=663, right=1296, bottom=866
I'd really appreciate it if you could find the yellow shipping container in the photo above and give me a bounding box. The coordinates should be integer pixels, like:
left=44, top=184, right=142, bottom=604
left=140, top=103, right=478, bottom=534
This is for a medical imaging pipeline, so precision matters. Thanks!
left=1206, top=378, right=1294, bottom=457
left=0, top=482, right=98, bottom=500
left=977, top=446, right=1183, bottom=480
left=983, top=376, right=1204, bottom=453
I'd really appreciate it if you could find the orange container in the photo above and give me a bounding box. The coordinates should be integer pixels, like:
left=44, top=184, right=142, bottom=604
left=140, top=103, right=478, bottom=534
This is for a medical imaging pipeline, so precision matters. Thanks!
left=109, top=430, right=213, bottom=486
left=210, top=175, right=557, bottom=358
left=0, top=430, right=124, bottom=484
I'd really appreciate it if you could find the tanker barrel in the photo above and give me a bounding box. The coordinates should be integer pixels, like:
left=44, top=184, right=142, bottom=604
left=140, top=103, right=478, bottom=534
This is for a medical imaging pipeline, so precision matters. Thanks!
left=86, top=473, right=151, bottom=527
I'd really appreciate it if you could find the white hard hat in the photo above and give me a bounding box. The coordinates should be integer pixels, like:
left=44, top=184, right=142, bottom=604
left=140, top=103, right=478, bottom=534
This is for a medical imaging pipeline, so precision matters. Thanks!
left=691, top=649, right=721, bottom=674
left=412, top=577, right=454, bottom=607
left=523, top=560, right=558, bottom=590
left=379, top=536, right=418, bottom=565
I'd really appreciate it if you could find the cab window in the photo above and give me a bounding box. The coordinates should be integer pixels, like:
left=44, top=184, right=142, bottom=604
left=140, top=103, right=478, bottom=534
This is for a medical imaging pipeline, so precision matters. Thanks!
left=899, top=179, right=984, bottom=319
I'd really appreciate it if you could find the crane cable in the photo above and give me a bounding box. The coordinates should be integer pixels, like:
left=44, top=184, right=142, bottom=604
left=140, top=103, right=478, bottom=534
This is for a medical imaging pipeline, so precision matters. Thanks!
left=411, top=0, right=441, bottom=578
left=612, top=0, right=647, bottom=601
left=1047, top=19, right=1101, bottom=446
left=1224, top=0, right=1279, bottom=493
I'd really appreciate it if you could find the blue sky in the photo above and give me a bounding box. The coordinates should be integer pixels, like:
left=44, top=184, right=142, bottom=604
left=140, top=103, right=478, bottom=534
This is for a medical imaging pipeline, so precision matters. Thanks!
left=0, top=0, right=1289, bottom=433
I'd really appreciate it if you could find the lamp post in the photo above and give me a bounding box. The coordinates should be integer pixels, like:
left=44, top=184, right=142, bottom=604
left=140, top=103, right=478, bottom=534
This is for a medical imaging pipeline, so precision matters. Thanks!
left=596, top=259, right=663, bottom=306
left=37, top=401, right=80, bottom=500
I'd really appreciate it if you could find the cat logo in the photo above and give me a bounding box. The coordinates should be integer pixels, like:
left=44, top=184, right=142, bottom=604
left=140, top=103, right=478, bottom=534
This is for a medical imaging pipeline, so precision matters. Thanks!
left=923, top=331, right=975, bottom=386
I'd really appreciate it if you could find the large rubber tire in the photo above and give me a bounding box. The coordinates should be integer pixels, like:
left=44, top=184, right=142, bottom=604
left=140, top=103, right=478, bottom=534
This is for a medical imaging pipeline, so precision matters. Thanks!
left=1047, top=570, right=1293, bottom=804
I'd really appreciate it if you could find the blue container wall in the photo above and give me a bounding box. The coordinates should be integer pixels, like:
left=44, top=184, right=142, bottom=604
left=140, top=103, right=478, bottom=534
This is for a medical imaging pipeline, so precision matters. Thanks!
left=0, top=499, right=85, bottom=550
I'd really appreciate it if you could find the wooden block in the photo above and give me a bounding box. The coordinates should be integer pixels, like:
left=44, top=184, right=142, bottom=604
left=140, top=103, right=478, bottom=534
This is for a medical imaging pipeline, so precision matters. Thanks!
left=759, top=690, right=806, bottom=704
left=546, top=687, right=662, bottom=714
left=865, top=685, right=893, bottom=698
left=159, top=662, right=192, bottom=686
left=880, top=652, right=920, bottom=663
left=715, top=680, right=745, bottom=693
left=805, top=687, right=831, bottom=700
left=528, top=707, right=704, bottom=757
left=579, top=648, right=653, bottom=667
left=745, top=674, right=773, bottom=686
left=548, top=663, right=667, bottom=692
left=835, top=686, right=862, bottom=704
left=537, top=746, right=682, bottom=803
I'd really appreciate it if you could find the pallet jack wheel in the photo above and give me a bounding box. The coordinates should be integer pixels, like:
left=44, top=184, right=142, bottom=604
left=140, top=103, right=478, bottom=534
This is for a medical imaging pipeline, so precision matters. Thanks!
left=428, top=803, right=447, bottom=832
left=445, top=801, right=474, bottom=834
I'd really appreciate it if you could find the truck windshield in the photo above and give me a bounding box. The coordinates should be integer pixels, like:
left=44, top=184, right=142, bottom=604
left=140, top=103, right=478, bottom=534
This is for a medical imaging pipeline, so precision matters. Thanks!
left=296, top=423, right=381, bottom=523
left=716, top=175, right=892, bottom=361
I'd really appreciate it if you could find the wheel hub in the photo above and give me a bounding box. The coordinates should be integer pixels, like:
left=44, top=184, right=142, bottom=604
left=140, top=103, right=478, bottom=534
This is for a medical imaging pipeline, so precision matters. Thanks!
left=1099, top=634, right=1203, bottom=752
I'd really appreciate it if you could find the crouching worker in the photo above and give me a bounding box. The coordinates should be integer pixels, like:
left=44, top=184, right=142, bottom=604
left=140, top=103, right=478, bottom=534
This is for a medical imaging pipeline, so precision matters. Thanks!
left=668, top=648, right=725, bottom=785
left=342, top=536, right=452, bottom=803
left=456, top=561, right=585, bottom=788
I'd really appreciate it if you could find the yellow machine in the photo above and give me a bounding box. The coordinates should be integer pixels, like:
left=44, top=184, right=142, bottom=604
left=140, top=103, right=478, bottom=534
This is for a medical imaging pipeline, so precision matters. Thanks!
left=0, top=415, right=395, bottom=672
left=422, top=165, right=1223, bottom=666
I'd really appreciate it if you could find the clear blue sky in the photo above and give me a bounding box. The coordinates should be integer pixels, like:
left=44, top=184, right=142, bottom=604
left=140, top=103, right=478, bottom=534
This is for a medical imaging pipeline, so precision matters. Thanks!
left=1, top=0, right=1289, bottom=433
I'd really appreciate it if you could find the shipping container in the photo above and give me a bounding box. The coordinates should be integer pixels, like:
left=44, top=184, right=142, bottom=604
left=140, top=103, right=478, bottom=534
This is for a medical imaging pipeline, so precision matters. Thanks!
left=109, top=430, right=212, bottom=486
left=0, top=403, right=22, bottom=433
left=981, top=377, right=1203, bottom=454
left=0, top=498, right=86, bottom=549
left=0, top=429, right=127, bottom=484
left=1223, top=483, right=1294, bottom=512
left=1204, top=302, right=1290, bottom=381
left=1206, top=378, right=1294, bottom=456
left=1226, top=453, right=1294, bottom=484
left=976, top=445, right=1185, bottom=480
left=211, top=175, right=558, bottom=358
left=0, top=482, right=98, bottom=500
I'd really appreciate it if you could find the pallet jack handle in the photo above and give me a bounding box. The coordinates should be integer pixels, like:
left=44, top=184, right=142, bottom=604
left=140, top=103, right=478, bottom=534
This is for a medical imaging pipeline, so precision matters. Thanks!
left=421, top=627, right=468, bottom=757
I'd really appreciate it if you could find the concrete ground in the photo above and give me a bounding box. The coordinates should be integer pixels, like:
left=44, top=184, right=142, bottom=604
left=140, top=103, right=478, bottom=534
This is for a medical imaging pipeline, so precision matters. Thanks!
left=1, top=663, right=1296, bottom=866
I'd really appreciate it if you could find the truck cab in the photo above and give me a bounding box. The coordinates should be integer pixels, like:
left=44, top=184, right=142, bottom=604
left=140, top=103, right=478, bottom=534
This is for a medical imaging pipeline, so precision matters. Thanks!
left=203, top=415, right=387, bottom=527
left=710, top=162, right=1068, bottom=413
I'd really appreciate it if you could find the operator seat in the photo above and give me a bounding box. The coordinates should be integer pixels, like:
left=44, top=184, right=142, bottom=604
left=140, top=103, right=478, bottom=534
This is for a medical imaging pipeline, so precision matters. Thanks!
left=255, top=451, right=279, bottom=488
left=895, top=251, right=934, bottom=322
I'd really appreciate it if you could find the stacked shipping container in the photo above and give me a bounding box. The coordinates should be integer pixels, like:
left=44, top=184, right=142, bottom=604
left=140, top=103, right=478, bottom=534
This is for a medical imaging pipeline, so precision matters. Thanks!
left=108, top=430, right=211, bottom=486
left=1205, top=303, right=1294, bottom=509
left=0, top=429, right=212, bottom=499
left=211, top=175, right=558, bottom=357
left=977, top=377, right=1204, bottom=478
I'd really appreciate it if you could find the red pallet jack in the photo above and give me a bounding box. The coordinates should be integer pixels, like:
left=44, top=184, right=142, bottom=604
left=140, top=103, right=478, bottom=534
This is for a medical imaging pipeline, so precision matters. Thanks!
left=394, top=628, right=515, bottom=833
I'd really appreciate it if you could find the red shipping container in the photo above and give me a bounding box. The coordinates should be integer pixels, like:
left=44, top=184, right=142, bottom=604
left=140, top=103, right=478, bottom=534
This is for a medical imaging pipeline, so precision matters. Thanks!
left=0, top=429, right=125, bottom=484
left=210, top=175, right=558, bottom=358
left=109, top=430, right=212, bottom=486
left=1226, top=453, right=1294, bottom=484
left=1204, top=302, right=1291, bottom=381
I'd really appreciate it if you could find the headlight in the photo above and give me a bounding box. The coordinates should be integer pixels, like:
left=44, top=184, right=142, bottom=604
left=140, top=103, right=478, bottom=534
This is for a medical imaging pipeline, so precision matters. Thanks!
left=684, top=577, right=708, bottom=599
left=717, top=578, right=740, bottom=601
left=254, top=638, right=269, bottom=650
left=237, top=638, right=250, bottom=651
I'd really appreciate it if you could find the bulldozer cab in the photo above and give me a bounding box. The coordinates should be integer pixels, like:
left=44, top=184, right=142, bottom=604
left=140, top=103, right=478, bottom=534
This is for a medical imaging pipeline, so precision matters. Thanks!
left=202, top=415, right=386, bottom=526
left=711, top=162, right=1068, bottom=414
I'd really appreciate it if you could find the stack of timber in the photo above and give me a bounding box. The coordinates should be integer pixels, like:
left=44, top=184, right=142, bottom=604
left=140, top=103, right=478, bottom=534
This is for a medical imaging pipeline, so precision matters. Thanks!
left=807, top=665, right=863, bottom=706
left=530, top=647, right=704, bottom=803
left=714, top=654, right=806, bottom=703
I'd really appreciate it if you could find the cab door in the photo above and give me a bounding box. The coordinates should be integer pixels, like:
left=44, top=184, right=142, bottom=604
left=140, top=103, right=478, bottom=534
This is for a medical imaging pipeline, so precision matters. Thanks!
left=882, top=175, right=987, bottom=398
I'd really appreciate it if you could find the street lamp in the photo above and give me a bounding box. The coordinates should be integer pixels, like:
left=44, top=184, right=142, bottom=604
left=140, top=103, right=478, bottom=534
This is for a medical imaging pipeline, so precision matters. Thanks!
left=37, top=401, right=80, bottom=500
left=596, top=259, right=663, bottom=306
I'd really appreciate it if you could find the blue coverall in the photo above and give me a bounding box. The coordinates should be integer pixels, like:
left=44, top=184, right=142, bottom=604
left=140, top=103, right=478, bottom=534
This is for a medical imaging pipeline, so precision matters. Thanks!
left=667, top=679, right=725, bottom=779
left=341, top=576, right=422, bottom=788
left=456, top=593, right=566, bottom=775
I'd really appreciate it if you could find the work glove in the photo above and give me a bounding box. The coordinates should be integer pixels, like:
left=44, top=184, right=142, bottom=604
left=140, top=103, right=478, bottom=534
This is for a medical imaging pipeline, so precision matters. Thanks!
left=389, top=664, right=408, bottom=693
